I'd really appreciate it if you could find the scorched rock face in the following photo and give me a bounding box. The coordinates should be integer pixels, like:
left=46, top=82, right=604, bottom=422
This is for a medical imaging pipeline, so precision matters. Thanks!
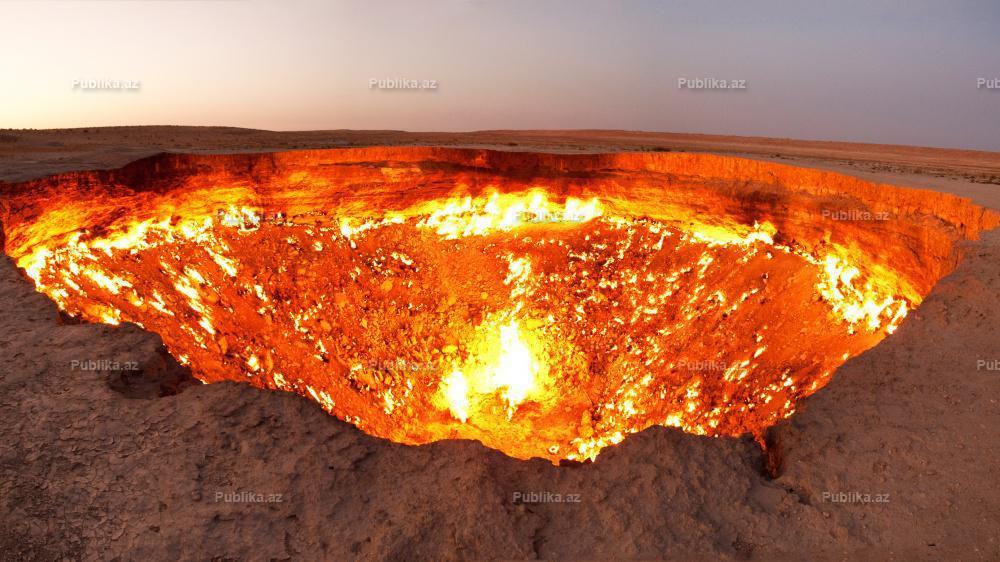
left=1, top=148, right=996, bottom=462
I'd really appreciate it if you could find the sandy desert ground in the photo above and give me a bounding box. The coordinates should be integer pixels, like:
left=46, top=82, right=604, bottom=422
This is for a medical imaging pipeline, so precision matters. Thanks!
left=0, top=127, right=998, bottom=561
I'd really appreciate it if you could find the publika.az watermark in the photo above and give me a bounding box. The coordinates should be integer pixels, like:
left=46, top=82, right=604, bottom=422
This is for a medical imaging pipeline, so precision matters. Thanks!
left=678, top=77, right=747, bottom=90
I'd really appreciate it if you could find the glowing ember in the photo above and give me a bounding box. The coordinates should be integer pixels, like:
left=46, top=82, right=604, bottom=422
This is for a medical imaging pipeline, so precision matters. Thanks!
left=3, top=149, right=990, bottom=462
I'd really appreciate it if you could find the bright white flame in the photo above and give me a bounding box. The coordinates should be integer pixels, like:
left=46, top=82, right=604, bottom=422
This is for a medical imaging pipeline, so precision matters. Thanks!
left=490, top=319, right=538, bottom=407
left=440, top=368, right=469, bottom=422
left=437, top=317, right=541, bottom=422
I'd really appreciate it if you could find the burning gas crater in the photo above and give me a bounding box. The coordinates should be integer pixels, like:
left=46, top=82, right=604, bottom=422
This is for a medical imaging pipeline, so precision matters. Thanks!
left=2, top=149, right=991, bottom=462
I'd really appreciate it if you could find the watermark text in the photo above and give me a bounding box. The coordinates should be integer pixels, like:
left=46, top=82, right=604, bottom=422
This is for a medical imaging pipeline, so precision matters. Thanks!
left=678, top=77, right=747, bottom=90
left=369, top=78, right=438, bottom=90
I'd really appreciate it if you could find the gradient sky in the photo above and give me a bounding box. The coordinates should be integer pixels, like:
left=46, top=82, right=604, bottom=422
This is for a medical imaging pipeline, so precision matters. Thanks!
left=1, top=0, right=998, bottom=150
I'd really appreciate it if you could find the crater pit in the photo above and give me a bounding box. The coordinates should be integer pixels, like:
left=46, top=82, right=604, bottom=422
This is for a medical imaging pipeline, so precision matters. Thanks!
left=1, top=148, right=995, bottom=462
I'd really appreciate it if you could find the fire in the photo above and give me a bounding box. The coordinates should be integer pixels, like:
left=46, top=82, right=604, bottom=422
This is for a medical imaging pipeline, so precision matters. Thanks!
left=438, top=317, right=544, bottom=423
left=491, top=319, right=539, bottom=408
left=4, top=149, right=974, bottom=463
left=417, top=190, right=602, bottom=239
left=6, top=189, right=916, bottom=460
left=439, top=368, right=470, bottom=423
left=815, top=254, right=908, bottom=333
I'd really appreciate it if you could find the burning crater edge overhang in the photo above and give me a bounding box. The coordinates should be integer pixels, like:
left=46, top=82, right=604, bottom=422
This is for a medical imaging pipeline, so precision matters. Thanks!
left=0, top=148, right=997, bottom=462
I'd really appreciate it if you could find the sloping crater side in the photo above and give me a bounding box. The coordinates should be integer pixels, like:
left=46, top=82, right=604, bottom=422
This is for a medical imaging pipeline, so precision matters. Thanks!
left=1, top=148, right=997, bottom=462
